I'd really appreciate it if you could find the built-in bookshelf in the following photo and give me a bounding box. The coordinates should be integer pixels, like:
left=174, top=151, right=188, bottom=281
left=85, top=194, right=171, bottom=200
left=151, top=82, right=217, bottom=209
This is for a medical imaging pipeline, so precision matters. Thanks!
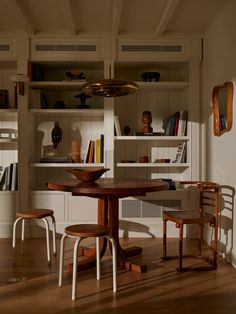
left=0, top=37, right=201, bottom=237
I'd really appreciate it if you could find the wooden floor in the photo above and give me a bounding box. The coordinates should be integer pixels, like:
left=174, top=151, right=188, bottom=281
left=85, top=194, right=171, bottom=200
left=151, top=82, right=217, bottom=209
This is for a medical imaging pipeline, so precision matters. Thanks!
left=0, top=237, right=236, bottom=314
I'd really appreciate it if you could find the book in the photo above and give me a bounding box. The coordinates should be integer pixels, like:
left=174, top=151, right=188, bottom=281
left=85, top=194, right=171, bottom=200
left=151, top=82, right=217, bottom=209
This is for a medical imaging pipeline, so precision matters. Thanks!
left=30, top=89, right=41, bottom=109
left=177, top=111, right=184, bottom=136
left=10, top=162, right=18, bottom=191
left=173, top=111, right=180, bottom=136
left=172, top=142, right=186, bottom=163
left=135, top=132, right=165, bottom=136
left=6, top=164, right=13, bottom=191
left=84, top=140, right=92, bottom=163
left=182, top=110, right=188, bottom=136
left=165, top=114, right=175, bottom=136
left=95, top=138, right=101, bottom=163
left=114, top=116, right=122, bottom=136
left=0, top=167, right=6, bottom=190
left=100, top=134, right=104, bottom=163
left=88, top=140, right=95, bottom=163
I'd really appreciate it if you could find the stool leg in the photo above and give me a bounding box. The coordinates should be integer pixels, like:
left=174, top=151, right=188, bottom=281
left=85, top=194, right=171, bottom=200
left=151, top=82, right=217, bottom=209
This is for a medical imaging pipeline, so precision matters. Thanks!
left=20, top=219, right=25, bottom=255
left=107, top=236, right=117, bottom=293
left=58, top=234, right=67, bottom=287
left=72, top=237, right=82, bottom=301
left=163, top=219, right=167, bottom=260
left=12, top=217, right=23, bottom=264
left=50, top=215, right=57, bottom=255
left=42, top=218, right=51, bottom=265
left=96, top=237, right=101, bottom=280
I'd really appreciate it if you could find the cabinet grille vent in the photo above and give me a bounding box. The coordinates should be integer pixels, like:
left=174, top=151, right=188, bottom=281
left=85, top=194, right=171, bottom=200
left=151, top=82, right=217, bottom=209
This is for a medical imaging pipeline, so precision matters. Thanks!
left=121, top=44, right=182, bottom=53
left=35, top=44, right=97, bottom=52
left=0, top=44, right=10, bottom=52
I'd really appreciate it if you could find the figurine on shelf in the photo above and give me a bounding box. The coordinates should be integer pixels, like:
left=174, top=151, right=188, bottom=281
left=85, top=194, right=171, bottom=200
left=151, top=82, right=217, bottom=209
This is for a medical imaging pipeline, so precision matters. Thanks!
left=75, top=92, right=91, bottom=109
left=124, top=125, right=131, bottom=135
left=71, top=139, right=81, bottom=163
left=51, top=121, right=62, bottom=149
left=140, top=155, right=149, bottom=163
left=54, top=100, right=65, bottom=109
left=141, top=111, right=153, bottom=133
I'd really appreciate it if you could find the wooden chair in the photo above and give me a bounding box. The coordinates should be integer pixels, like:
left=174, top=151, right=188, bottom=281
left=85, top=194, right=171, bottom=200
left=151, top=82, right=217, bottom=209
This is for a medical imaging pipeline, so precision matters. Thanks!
left=12, top=209, right=56, bottom=265
left=162, top=181, right=220, bottom=271
left=59, top=224, right=117, bottom=301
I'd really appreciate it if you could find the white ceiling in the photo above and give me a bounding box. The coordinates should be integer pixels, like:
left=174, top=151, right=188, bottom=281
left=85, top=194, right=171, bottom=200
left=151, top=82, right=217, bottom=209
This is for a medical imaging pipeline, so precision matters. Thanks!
left=0, top=0, right=229, bottom=38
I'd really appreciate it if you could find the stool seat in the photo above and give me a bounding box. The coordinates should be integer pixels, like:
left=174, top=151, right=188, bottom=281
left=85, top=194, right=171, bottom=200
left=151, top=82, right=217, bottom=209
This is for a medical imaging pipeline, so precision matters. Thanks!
left=65, top=224, right=110, bottom=238
left=16, top=209, right=54, bottom=219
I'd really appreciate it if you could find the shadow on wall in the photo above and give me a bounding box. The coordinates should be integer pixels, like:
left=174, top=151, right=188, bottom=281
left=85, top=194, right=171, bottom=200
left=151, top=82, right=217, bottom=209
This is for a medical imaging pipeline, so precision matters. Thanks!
left=218, top=185, right=235, bottom=262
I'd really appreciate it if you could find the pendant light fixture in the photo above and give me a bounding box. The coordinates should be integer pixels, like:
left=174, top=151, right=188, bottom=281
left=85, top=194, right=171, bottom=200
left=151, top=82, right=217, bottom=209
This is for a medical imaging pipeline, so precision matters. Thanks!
left=81, top=62, right=138, bottom=97
left=82, top=78, right=139, bottom=97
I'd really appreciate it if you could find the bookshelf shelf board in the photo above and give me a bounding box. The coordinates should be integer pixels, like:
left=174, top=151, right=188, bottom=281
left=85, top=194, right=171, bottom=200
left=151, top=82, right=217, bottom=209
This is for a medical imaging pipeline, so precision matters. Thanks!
left=0, top=191, right=18, bottom=195
left=29, top=81, right=87, bottom=90
left=29, top=109, right=104, bottom=116
left=116, top=162, right=190, bottom=168
left=136, top=81, right=189, bottom=91
left=30, top=163, right=105, bottom=168
left=115, top=136, right=190, bottom=141
left=0, top=109, right=18, bottom=116
left=0, top=139, right=17, bottom=143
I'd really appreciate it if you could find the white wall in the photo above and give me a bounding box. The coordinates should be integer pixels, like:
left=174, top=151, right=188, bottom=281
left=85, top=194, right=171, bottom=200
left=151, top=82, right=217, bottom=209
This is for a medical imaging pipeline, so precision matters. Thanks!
left=202, top=0, right=236, bottom=266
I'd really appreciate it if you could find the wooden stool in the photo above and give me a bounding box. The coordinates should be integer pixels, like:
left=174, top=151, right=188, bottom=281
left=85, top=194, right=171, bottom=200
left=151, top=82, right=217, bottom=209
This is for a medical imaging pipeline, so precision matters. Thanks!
left=12, top=209, right=57, bottom=265
left=59, top=224, right=117, bottom=301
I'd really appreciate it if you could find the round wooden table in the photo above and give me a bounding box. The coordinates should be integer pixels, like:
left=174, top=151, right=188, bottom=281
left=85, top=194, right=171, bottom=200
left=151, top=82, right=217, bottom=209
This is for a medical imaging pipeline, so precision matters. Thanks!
left=48, top=178, right=168, bottom=273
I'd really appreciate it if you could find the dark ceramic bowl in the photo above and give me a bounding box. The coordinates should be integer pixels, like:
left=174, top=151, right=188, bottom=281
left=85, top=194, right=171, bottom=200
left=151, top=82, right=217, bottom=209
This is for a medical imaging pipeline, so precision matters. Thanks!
left=141, top=72, right=160, bottom=82
left=67, top=167, right=110, bottom=183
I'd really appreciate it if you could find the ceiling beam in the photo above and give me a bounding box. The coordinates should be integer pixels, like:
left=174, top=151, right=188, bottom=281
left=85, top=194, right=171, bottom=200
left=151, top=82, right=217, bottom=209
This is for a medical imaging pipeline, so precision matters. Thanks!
left=59, top=0, right=77, bottom=36
left=112, top=0, right=124, bottom=36
left=12, top=0, right=35, bottom=35
left=154, top=0, right=181, bottom=37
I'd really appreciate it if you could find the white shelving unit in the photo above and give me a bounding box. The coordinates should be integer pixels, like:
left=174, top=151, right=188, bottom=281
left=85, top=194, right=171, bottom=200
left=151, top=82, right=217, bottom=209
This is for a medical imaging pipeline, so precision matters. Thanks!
left=0, top=60, right=19, bottom=237
left=0, top=37, right=201, bottom=237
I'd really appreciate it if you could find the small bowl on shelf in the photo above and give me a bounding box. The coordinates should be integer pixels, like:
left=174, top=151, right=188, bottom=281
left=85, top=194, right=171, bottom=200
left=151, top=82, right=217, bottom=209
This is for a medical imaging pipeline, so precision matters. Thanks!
left=67, top=167, right=110, bottom=183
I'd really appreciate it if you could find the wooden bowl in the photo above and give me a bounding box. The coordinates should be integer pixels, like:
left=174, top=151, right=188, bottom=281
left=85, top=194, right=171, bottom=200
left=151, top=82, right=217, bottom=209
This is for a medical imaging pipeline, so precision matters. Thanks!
left=67, top=167, right=110, bottom=183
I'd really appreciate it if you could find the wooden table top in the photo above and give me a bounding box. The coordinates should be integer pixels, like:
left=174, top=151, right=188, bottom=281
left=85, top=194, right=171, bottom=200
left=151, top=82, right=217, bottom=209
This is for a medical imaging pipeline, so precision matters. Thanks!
left=48, top=178, right=169, bottom=197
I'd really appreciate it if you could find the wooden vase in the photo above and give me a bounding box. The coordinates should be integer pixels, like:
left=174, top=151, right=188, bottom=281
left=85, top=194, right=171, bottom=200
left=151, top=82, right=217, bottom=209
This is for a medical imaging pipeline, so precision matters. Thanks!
left=71, top=140, right=81, bottom=163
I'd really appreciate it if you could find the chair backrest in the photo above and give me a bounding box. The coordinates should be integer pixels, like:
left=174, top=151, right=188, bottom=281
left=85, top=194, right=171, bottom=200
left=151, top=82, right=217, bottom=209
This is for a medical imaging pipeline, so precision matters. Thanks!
left=180, top=181, right=220, bottom=218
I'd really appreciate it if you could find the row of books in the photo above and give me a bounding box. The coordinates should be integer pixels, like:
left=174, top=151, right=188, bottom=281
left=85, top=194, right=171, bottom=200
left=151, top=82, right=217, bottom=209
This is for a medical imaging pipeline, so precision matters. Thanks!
left=0, top=163, right=18, bottom=191
left=165, top=110, right=188, bottom=136
left=84, top=134, right=104, bottom=163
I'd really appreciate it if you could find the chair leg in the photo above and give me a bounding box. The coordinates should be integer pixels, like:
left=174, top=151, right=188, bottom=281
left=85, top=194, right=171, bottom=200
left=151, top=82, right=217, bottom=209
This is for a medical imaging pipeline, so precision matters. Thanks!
left=42, top=218, right=51, bottom=265
left=96, top=237, right=101, bottom=280
left=12, top=217, right=23, bottom=264
left=58, top=234, right=67, bottom=287
left=213, top=225, right=218, bottom=268
left=163, top=219, right=167, bottom=259
left=107, top=236, right=117, bottom=293
left=50, top=215, right=57, bottom=255
left=178, top=224, right=183, bottom=271
left=72, top=237, right=82, bottom=301
left=198, top=223, right=203, bottom=257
